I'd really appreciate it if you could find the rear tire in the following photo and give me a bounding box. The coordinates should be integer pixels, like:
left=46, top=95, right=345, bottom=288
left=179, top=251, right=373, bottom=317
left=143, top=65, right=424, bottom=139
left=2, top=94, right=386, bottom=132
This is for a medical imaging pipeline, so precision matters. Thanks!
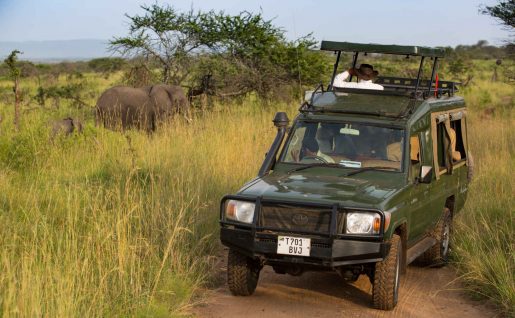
left=417, top=208, right=452, bottom=267
left=227, top=249, right=261, bottom=296
left=372, top=234, right=401, bottom=310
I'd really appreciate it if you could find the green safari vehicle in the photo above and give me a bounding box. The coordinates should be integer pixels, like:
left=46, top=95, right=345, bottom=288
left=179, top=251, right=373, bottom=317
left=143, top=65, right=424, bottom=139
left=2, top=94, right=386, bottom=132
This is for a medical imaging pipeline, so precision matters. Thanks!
left=219, top=41, right=473, bottom=310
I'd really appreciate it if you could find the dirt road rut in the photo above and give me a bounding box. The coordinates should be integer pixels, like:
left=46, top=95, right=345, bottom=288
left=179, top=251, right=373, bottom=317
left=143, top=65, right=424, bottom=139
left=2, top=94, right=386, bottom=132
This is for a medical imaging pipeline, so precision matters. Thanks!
left=194, top=256, right=496, bottom=318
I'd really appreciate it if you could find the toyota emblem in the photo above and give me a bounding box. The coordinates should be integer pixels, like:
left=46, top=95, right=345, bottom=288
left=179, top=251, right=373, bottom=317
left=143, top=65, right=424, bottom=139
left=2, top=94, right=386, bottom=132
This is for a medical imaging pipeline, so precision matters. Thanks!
left=292, top=213, right=309, bottom=225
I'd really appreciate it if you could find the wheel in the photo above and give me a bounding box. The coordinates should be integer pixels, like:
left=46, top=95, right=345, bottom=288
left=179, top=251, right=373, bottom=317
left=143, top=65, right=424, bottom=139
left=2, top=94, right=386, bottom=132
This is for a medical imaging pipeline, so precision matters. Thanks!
left=372, top=234, right=401, bottom=310
left=227, top=249, right=261, bottom=296
left=417, top=208, right=452, bottom=267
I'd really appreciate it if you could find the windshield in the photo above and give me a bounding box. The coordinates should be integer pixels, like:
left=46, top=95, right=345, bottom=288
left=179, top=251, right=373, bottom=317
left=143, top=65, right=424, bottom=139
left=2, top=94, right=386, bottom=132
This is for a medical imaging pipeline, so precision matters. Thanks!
left=280, top=121, right=404, bottom=171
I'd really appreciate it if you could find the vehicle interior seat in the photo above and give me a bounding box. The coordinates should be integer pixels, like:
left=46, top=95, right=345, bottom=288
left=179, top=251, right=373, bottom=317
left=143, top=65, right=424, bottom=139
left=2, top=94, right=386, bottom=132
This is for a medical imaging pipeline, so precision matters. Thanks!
left=410, top=136, right=420, bottom=161
left=386, top=142, right=401, bottom=161
left=448, top=128, right=462, bottom=161
left=387, top=136, right=421, bottom=162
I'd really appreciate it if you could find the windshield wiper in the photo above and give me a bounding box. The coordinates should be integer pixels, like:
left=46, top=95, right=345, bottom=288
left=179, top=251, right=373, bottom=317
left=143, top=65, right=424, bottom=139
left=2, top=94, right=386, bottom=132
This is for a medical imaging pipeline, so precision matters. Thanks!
left=286, top=162, right=347, bottom=175
left=342, top=166, right=399, bottom=177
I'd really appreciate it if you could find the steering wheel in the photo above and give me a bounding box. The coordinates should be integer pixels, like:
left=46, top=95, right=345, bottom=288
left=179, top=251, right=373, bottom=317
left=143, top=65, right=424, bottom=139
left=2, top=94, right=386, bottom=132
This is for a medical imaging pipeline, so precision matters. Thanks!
left=301, top=155, right=328, bottom=163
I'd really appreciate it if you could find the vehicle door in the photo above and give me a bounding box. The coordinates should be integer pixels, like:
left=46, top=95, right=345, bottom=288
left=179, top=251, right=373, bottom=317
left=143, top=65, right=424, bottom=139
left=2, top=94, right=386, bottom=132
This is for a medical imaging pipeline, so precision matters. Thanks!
left=407, top=128, right=437, bottom=242
left=449, top=110, right=469, bottom=212
left=428, top=109, right=468, bottom=225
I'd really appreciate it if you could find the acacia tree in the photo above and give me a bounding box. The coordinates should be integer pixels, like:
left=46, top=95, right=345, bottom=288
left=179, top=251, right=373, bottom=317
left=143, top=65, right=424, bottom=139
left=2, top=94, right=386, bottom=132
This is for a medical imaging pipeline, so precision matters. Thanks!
left=111, top=4, right=329, bottom=98
left=480, top=0, right=514, bottom=67
left=481, top=0, right=515, bottom=29
left=4, top=50, right=22, bottom=131
left=110, top=4, right=220, bottom=84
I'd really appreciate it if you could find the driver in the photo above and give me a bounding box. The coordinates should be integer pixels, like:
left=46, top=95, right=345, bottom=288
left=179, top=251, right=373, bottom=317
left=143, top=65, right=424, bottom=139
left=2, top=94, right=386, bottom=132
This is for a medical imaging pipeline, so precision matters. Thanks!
left=292, top=138, right=335, bottom=163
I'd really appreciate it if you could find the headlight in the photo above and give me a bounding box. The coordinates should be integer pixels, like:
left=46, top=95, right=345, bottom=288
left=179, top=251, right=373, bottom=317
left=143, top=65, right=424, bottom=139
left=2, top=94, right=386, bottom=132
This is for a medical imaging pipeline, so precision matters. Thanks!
left=346, top=212, right=381, bottom=234
left=226, top=200, right=255, bottom=224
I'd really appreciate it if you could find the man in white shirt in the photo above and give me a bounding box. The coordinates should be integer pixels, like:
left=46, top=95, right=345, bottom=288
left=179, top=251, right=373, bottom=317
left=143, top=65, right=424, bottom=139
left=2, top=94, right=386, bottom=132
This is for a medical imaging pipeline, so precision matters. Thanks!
left=333, top=64, right=384, bottom=90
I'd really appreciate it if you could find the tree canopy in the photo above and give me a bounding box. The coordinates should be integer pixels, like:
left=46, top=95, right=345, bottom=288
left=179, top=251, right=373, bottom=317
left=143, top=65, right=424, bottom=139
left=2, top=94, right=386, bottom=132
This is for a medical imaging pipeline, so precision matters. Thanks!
left=110, top=4, right=330, bottom=98
left=480, top=0, right=515, bottom=29
left=4, top=50, right=22, bottom=79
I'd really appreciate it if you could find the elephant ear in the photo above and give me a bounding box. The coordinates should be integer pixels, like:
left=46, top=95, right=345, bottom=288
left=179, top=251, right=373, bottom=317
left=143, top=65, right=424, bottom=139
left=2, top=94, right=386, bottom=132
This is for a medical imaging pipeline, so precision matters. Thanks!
left=164, top=85, right=189, bottom=114
left=149, top=86, right=173, bottom=115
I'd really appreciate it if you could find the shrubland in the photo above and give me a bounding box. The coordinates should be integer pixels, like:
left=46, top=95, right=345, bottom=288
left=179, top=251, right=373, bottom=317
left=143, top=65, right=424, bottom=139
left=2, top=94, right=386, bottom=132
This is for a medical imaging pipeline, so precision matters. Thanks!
left=0, top=47, right=513, bottom=316
left=0, top=86, right=288, bottom=315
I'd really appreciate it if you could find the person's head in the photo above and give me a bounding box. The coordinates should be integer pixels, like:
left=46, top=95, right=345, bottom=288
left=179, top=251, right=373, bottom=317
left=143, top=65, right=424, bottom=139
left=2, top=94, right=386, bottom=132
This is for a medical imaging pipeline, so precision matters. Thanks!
left=350, top=64, right=379, bottom=81
left=302, top=138, right=319, bottom=157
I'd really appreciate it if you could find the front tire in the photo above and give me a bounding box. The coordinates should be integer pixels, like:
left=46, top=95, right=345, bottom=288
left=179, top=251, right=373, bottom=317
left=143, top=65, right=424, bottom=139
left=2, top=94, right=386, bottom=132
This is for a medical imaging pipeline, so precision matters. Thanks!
left=227, top=249, right=261, bottom=296
left=373, top=234, right=401, bottom=310
left=417, top=208, right=452, bottom=267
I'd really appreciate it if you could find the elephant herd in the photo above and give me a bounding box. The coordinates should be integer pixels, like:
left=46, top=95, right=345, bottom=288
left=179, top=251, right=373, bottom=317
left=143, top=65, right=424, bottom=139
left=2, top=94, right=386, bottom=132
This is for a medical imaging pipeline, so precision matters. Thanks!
left=52, top=84, right=190, bottom=137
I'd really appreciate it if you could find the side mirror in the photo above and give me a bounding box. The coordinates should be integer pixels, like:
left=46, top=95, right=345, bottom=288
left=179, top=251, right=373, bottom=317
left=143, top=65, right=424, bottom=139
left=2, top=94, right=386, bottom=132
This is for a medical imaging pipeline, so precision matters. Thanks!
left=419, top=166, right=433, bottom=184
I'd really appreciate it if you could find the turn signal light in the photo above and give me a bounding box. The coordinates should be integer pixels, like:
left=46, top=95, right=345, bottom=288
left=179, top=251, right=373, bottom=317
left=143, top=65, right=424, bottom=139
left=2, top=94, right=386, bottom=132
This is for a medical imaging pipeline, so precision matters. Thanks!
left=226, top=202, right=236, bottom=218
left=373, top=217, right=381, bottom=233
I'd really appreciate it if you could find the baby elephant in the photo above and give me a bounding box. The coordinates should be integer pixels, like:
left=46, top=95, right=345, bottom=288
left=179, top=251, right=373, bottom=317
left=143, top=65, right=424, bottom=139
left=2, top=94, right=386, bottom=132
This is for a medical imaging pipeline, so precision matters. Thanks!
left=51, top=117, right=83, bottom=138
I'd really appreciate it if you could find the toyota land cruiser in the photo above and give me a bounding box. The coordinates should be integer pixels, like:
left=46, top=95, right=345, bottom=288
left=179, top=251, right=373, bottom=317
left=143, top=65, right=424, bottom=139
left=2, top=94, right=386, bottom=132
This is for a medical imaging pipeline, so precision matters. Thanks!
left=219, top=41, right=472, bottom=310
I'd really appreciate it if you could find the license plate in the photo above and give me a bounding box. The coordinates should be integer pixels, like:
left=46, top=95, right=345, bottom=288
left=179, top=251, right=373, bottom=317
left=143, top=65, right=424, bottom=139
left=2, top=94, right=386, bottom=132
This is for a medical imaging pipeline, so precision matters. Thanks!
left=277, top=236, right=311, bottom=257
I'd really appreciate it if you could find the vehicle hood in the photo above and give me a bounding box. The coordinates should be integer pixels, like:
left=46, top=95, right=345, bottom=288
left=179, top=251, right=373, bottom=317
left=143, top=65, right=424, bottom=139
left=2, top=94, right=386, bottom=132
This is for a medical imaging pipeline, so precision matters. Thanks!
left=238, top=169, right=406, bottom=209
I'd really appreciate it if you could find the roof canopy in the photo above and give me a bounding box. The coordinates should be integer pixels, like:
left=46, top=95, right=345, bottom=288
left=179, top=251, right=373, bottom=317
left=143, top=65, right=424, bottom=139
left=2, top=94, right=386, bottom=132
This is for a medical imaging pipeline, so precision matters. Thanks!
left=321, top=41, right=445, bottom=58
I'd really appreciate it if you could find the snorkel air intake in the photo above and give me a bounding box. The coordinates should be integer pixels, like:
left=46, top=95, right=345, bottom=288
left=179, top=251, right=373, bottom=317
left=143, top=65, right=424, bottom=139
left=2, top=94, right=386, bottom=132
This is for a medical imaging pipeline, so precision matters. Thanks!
left=258, top=112, right=289, bottom=177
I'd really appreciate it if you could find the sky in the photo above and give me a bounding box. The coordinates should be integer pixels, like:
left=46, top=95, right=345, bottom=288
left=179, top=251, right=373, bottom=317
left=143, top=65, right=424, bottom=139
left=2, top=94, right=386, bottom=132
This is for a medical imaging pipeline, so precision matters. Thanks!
left=0, top=0, right=511, bottom=47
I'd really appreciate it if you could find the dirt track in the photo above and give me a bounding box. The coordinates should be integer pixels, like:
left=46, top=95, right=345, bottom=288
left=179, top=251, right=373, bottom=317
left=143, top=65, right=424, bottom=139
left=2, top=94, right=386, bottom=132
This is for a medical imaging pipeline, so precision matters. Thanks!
left=194, top=250, right=497, bottom=318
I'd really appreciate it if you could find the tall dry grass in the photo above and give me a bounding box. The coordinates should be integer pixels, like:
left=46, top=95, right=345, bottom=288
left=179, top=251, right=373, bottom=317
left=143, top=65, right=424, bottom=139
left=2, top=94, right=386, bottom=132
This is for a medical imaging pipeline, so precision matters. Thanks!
left=0, top=63, right=512, bottom=316
left=0, top=96, right=296, bottom=316
left=452, top=80, right=514, bottom=316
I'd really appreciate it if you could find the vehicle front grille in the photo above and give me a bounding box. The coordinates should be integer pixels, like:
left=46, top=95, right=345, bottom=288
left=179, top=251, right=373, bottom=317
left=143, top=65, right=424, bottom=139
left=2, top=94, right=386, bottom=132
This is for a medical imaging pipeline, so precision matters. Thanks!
left=259, top=204, right=337, bottom=234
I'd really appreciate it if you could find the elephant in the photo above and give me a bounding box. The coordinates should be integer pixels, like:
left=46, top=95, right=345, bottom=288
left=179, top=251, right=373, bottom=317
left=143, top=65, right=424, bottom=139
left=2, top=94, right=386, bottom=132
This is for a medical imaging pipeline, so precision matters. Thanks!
left=51, top=117, right=83, bottom=138
left=95, top=84, right=190, bottom=132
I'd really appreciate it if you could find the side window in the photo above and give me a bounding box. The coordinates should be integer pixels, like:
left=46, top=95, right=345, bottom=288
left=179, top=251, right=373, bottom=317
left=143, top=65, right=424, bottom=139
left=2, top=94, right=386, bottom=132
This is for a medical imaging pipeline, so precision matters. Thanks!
left=282, top=126, right=307, bottom=162
left=431, top=109, right=467, bottom=179
left=409, top=134, right=421, bottom=180
left=450, top=119, right=466, bottom=162
left=436, top=122, right=448, bottom=172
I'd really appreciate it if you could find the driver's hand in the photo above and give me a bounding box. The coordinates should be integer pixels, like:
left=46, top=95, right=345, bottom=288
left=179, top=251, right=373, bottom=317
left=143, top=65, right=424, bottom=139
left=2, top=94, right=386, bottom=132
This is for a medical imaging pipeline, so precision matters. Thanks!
left=291, top=149, right=300, bottom=162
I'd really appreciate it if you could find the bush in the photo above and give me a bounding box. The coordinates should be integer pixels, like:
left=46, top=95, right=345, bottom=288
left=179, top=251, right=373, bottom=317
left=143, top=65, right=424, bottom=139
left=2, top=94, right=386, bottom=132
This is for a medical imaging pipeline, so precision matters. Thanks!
left=87, top=57, right=126, bottom=74
left=0, top=123, right=48, bottom=171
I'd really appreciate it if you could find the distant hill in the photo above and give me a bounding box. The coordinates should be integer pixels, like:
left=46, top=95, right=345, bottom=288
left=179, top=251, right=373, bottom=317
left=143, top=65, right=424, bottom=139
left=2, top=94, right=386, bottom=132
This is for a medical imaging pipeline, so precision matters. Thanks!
left=0, top=39, right=117, bottom=62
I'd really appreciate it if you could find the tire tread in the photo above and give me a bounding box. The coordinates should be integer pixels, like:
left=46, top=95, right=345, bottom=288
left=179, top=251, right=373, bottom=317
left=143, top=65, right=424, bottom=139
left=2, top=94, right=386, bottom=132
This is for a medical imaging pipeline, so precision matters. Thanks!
left=417, top=208, right=451, bottom=267
left=373, top=234, right=401, bottom=310
left=227, top=249, right=259, bottom=296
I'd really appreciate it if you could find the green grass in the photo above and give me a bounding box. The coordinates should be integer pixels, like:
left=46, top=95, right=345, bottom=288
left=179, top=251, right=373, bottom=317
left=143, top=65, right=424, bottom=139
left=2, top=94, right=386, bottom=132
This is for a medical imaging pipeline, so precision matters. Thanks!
left=0, top=96, right=293, bottom=316
left=0, top=60, right=513, bottom=316
left=451, top=105, right=514, bottom=316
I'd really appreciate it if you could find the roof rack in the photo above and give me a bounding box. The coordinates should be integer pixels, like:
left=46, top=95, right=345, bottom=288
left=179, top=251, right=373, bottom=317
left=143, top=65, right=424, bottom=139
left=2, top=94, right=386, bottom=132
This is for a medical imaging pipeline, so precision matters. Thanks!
left=322, top=41, right=452, bottom=98
left=301, top=77, right=459, bottom=119
left=375, top=76, right=459, bottom=98
left=320, top=41, right=445, bottom=57
left=299, top=98, right=405, bottom=119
